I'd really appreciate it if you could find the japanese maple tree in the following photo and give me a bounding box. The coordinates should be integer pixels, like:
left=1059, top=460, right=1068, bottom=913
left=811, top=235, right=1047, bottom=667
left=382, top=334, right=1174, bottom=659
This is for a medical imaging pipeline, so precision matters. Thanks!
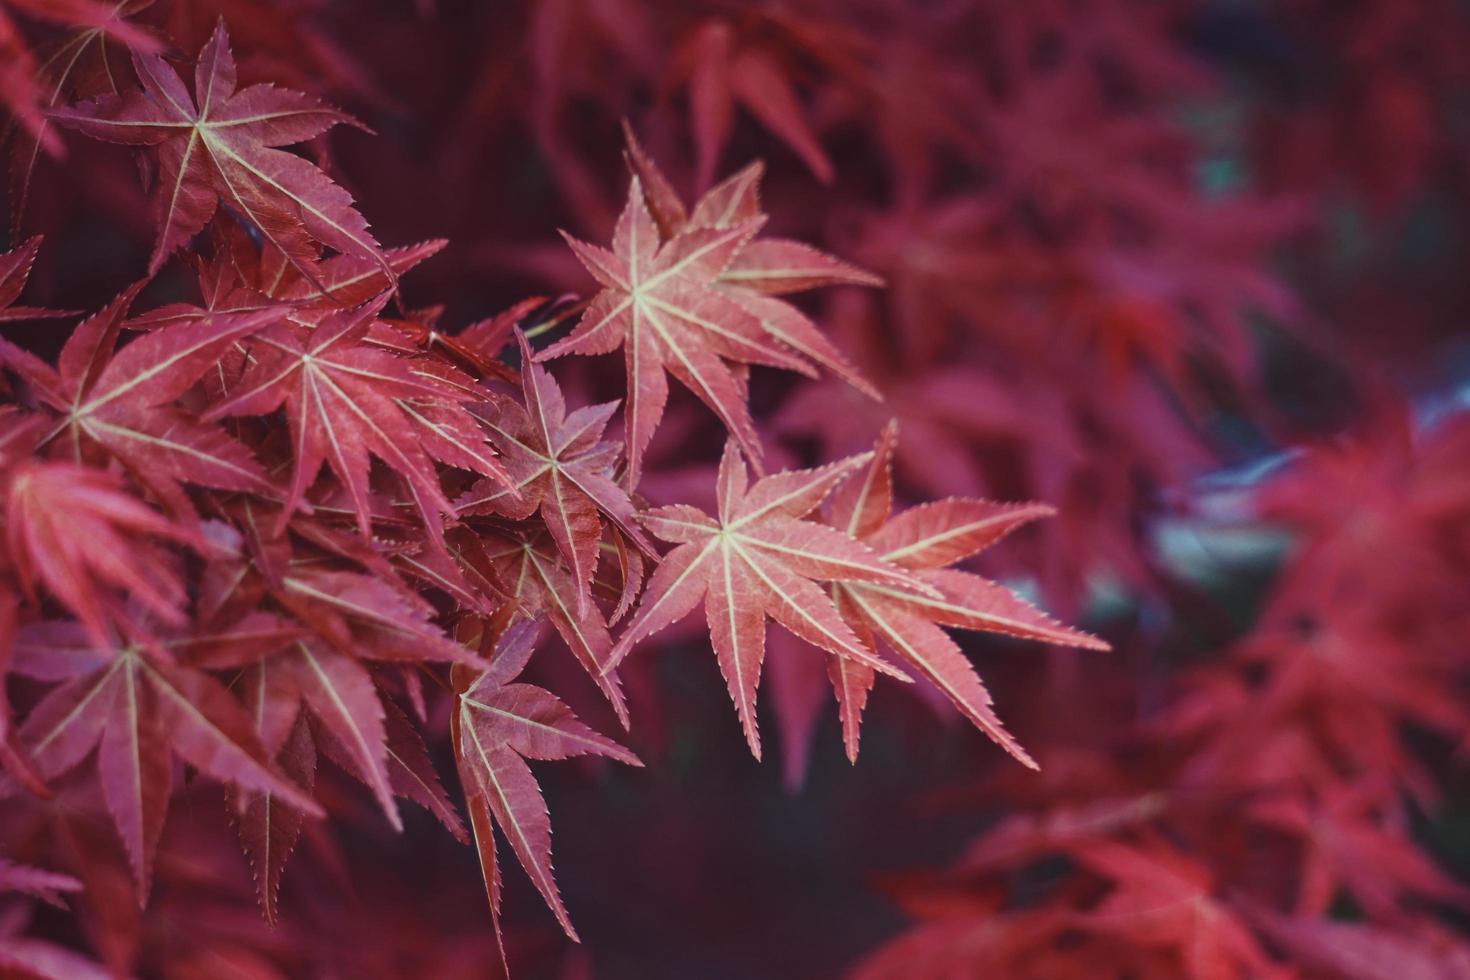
left=2, top=2, right=1468, bottom=978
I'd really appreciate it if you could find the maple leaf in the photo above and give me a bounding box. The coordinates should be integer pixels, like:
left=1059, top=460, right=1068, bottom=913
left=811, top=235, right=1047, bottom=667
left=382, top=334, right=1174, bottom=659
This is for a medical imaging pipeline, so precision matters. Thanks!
left=49, top=20, right=385, bottom=279
left=474, top=528, right=630, bottom=727
left=607, top=440, right=931, bottom=758
left=666, top=18, right=837, bottom=188
left=201, top=298, right=502, bottom=540
left=223, top=634, right=450, bottom=836
left=622, top=125, right=884, bottom=396
left=544, top=142, right=885, bottom=487
left=0, top=286, right=280, bottom=515
left=544, top=173, right=807, bottom=486
left=2, top=460, right=200, bottom=646
left=5, top=1, right=159, bottom=238
left=811, top=421, right=1108, bottom=768
left=0, top=0, right=158, bottom=163
left=11, top=623, right=323, bottom=896
left=458, top=329, right=655, bottom=615
left=0, top=235, right=75, bottom=321
left=451, top=621, right=641, bottom=951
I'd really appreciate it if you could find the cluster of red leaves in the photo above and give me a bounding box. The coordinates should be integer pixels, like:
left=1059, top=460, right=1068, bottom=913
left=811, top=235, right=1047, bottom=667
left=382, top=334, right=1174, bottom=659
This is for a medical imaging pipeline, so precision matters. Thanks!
left=0, top=10, right=1107, bottom=978
left=2, top=0, right=1470, bottom=977
left=853, top=410, right=1470, bottom=978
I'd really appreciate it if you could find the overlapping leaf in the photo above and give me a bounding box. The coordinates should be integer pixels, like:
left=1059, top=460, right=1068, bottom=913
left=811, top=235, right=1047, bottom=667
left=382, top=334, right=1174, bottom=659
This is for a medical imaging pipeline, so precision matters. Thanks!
left=11, top=624, right=322, bottom=896
left=3, top=461, right=200, bottom=645
left=459, top=329, right=653, bottom=615
left=0, top=283, right=279, bottom=514
left=623, top=125, right=882, bottom=396
left=473, top=528, right=630, bottom=727
left=202, top=298, right=508, bottom=540
left=451, top=622, right=640, bottom=952
left=544, top=135, right=881, bottom=485
left=813, top=421, right=1107, bottom=767
left=50, top=20, right=384, bottom=278
left=0, top=0, right=157, bottom=163
left=608, top=440, right=929, bottom=757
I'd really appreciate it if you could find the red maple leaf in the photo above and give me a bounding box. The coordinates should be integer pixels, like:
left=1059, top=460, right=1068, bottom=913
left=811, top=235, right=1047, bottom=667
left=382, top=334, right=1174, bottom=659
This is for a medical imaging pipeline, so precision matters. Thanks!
left=608, top=440, right=928, bottom=758
left=808, top=421, right=1107, bottom=767
left=451, top=620, right=640, bottom=957
left=2, top=457, right=200, bottom=646
left=0, top=0, right=157, bottom=162
left=543, top=136, right=881, bottom=486
left=472, top=527, right=631, bottom=727
left=1073, top=840, right=1272, bottom=980
left=0, top=284, right=279, bottom=516
left=50, top=20, right=383, bottom=279
left=457, top=329, right=655, bottom=616
left=545, top=174, right=787, bottom=484
left=10, top=617, right=322, bottom=897
left=666, top=17, right=841, bottom=188
left=622, top=125, right=882, bottom=394
left=201, top=298, right=507, bottom=541
left=1248, top=780, right=1470, bottom=918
